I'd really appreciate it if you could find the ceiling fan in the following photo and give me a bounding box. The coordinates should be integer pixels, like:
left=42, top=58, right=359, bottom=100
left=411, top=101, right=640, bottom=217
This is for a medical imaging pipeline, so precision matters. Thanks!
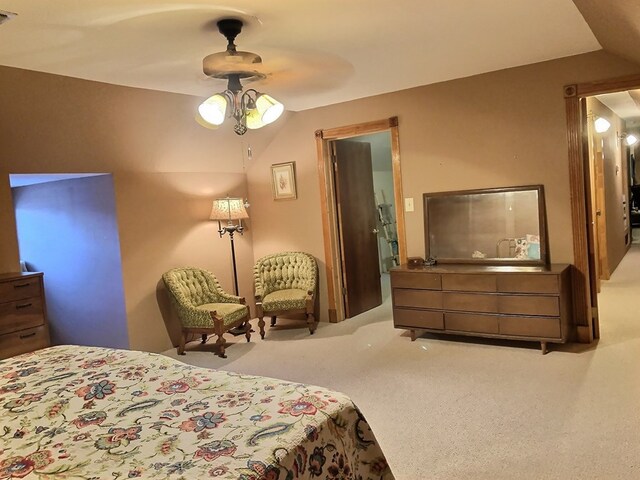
left=197, top=18, right=284, bottom=135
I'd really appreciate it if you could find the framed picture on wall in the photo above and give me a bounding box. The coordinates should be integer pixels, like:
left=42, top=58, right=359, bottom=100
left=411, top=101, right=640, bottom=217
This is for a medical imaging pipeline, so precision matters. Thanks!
left=271, top=161, right=297, bottom=200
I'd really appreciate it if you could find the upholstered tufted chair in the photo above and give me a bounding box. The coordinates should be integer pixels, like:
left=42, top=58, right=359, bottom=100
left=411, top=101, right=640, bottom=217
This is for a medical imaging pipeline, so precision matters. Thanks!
left=162, top=267, right=251, bottom=358
left=253, top=252, right=318, bottom=338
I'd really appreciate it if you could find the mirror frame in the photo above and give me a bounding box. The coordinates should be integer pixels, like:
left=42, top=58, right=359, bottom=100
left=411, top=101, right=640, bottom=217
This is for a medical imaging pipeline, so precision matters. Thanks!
left=423, top=184, right=549, bottom=266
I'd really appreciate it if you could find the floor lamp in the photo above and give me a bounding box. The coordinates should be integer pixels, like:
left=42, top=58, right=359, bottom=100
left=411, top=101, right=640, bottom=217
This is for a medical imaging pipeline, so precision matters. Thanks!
left=209, top=197, right=249, bottom=297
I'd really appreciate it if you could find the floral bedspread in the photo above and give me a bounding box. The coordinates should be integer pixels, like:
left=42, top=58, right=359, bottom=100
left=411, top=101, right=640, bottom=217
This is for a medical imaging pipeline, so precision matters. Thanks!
left=0, top=346, right=393, bottom=479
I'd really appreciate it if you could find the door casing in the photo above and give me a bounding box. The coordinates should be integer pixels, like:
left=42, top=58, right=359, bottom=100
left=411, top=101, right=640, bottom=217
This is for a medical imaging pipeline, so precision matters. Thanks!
left=315, top=117, right=407, bottom=322
left=565, top=74, right=640, bottom=342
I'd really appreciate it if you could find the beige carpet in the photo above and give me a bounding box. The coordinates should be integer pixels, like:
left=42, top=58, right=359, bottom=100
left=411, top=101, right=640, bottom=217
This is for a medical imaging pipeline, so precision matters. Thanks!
left=163, top=252, right=640, bottom=479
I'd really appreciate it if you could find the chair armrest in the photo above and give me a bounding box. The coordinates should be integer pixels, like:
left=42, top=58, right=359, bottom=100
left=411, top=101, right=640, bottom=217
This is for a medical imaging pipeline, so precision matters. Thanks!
left=218, top=291, right=245, bottom=304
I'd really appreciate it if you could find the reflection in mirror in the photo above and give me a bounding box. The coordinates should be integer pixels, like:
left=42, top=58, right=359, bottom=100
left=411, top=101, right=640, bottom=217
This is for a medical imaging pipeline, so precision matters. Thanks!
left=424, top=185, right=547, bottom=265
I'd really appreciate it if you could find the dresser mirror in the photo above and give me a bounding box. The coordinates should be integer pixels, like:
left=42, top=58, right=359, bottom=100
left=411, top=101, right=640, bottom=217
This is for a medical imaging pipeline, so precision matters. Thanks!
left=423, top=185, right=548, bottom=265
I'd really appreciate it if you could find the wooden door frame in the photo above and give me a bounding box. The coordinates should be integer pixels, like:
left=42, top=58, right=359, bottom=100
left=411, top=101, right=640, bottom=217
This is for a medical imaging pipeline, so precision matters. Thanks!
left=565, top=74, right=640, bottom=342
left=315, top=117, right=407, bottom=322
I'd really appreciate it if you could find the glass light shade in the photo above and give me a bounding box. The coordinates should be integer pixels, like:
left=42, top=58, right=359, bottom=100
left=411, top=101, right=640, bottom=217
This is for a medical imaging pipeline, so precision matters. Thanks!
left=194, top=111, right=220, bottom=130
left=255, top=94, right=284, bottom=125
left=594, top=117, right=611, bottom=133
left=209, top=197, right=249, bottom=221
left=625, top=134, right=638, bottom=146
left=198, top=94, right=228, bottom=126
left=245, top=107, right=266, bottom=130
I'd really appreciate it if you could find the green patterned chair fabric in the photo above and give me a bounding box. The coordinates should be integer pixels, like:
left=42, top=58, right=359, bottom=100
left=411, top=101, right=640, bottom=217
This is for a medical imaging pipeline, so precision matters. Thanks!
left=162, top=267, right=250, bottom=357
left=254, top=252, right=318, bottom=338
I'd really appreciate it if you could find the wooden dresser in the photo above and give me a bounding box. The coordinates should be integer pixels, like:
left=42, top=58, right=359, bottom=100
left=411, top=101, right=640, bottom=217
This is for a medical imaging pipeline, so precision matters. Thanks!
left=391, top=264, right=572, bottom=354
left=0, top=272, right=50, bottom=359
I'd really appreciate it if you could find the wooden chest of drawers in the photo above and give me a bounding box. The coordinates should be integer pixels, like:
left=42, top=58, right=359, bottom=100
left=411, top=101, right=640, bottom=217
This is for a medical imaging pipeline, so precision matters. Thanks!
left=0, top=272, right=50, bottom=359
left=391, top=264, right=572, bottom=354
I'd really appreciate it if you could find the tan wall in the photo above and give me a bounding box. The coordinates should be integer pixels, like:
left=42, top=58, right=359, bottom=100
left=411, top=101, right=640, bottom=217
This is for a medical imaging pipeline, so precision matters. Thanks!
left=113, top=172, right=254, bottom=352
left=586, top=98, right=629, bottom=274
left=247, top=51, right=640, bottom=321
left=0, top=66, right=271, bottom=352
left=0, top=175, right=20, bottom=272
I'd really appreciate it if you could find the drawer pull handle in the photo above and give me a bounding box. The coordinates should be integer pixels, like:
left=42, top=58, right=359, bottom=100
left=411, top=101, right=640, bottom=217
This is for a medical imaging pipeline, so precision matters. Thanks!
left=13, top=283, right=32, bottom=289
left=15, top=303, right=32, bottom=310
left=19, top=332, right=36, bottom=339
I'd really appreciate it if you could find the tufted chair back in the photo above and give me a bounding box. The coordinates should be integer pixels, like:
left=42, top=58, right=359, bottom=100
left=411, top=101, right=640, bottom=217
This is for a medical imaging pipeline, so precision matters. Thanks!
left=163, top=267, right=224, bottom=312
left=254, top=252, right=317, bottom=297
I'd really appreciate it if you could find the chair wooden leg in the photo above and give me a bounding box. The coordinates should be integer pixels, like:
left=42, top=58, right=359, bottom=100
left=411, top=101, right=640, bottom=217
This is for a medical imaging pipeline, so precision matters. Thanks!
left=258, top=317, right=266, bottom=339
left=307, top=313, right=316, bottom=334
left=271, top=316, right=277, bottom=327
left=178, top=331, right=186, bottom=355
left=216, top=334, right=227, bottom=358
left=201, top=334, right=207, bottom=344
left=245, top=322, right=252, bottom=343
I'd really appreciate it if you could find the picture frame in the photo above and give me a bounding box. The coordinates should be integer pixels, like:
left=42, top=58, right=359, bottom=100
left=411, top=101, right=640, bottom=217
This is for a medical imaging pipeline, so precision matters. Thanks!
left=271, top=161, right=297, bottom=200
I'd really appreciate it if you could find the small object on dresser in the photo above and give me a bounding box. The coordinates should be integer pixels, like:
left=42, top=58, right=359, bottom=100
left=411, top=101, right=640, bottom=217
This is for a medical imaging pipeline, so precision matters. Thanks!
left=407, top=257, right=425, bottom=268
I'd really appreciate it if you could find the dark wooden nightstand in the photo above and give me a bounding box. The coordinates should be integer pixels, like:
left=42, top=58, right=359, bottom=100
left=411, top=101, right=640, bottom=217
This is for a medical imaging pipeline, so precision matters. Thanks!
left=0, top=272, right=50, bottom=359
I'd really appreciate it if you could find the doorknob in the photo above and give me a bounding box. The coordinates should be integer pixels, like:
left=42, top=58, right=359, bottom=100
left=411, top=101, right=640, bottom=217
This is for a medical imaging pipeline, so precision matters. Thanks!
left=372, top=228, right=379, bottom=234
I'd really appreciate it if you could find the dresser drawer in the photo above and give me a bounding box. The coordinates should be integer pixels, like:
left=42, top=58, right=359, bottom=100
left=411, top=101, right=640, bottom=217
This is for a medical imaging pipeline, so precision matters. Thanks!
left=499, top=316, right=561, bottom=338
left=443, top=292, right=498, bottom=313
left=0, top=325, right=49, bottom=359
left=497, top=275, right=559, bottom=294
left=0, top=277, right=41, bottom=302
left=442, top=274, right=497, bottom=292
left=393, top=308, right=444, bottom=329
left=445, top=312, right=499, bottom=334
left=498, top=295, right=559, bottom=316
left=393, top=289, right=442, bottom=309
left=391, top=272, right=441, bottom=290
left=0, top=297, right=45, bottom=335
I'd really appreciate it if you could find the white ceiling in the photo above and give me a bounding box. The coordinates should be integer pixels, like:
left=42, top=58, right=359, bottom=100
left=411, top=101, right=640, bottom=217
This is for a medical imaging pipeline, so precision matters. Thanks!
left=0, top=0, right=600, bottom=112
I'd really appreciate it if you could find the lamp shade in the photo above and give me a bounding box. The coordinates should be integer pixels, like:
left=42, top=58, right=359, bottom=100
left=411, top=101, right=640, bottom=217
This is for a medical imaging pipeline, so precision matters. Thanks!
left=245, top=107, right=266, bottom=130
left=210, top=197, right=249, bottom=221
left=256, top=94, right=284, bottom=125
left=198, top=94, right=228, bottom=126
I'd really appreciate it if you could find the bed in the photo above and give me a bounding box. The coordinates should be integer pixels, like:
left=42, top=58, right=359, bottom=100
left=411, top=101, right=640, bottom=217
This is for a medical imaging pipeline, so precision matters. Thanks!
left=0, top=346, right=393, bottom=479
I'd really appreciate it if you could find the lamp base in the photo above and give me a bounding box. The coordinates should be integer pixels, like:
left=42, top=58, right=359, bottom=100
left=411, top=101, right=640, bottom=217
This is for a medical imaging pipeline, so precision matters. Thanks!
left=228, top=323, right=253, bottom=336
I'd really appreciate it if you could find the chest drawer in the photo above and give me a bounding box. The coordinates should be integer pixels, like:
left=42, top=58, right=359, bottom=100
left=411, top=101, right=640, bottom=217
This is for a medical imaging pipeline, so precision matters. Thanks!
left=445, top=312, right=499, bottom=334
left=497, top=275, right=559, bottom=294
left=498, top=295, right=559, bottom=317
left=442, top=274, right=497, bottom=292
left=391, top=272, right=441, bottom=290
left=0, top=325, right=49, bottom=360
left=0, top=277, right=41, bottom=302
left=393, top=289, right=442, bottom=309
left=393, top=308, right=444, bottom=330
left=499, top=316, right=561, bottom=338
left=0, top=297, right=45, bottom=335
left=443, top=292, right=498, bottom=313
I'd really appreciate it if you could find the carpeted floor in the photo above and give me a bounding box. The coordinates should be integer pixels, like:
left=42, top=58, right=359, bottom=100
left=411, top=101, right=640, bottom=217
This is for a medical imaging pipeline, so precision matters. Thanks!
left=163, top=248, right=640, bottom=479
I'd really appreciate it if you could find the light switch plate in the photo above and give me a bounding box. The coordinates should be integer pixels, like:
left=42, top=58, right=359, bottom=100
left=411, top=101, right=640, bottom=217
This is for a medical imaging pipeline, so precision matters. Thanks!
left=404, top=197, right=414, bottom=212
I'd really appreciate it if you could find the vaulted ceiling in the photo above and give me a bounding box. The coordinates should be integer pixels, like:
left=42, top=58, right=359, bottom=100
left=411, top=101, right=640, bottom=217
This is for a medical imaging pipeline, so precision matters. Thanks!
left=0, top=1, right=636, bottom=112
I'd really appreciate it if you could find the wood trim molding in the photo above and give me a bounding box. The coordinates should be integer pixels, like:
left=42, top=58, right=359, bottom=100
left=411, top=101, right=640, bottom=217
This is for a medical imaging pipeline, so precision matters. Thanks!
left=565, top=73, right=640, bottom=342
left=565, top=94, right=592, bottom=341
left=316, top=117, right=406, bottom=321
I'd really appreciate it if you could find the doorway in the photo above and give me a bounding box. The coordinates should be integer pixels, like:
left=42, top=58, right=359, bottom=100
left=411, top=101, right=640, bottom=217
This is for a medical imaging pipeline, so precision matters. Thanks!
left=316, top=117, right=407, bottom=322
left=565, top=75, right=640, bottom=342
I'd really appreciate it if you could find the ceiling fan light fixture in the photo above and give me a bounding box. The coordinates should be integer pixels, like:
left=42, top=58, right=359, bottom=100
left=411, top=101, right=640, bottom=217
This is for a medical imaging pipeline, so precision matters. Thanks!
left=256, top=94, right=284, bottom=125
left=195, top=111, right=220, bottom=130
left=198, top=93, right=228, bottom=126
left=198, top=18, right=284, bottom=135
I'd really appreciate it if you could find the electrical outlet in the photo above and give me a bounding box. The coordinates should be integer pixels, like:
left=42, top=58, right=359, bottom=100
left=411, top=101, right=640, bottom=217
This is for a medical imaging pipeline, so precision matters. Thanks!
left=404, top=197, right=414, bottom=212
